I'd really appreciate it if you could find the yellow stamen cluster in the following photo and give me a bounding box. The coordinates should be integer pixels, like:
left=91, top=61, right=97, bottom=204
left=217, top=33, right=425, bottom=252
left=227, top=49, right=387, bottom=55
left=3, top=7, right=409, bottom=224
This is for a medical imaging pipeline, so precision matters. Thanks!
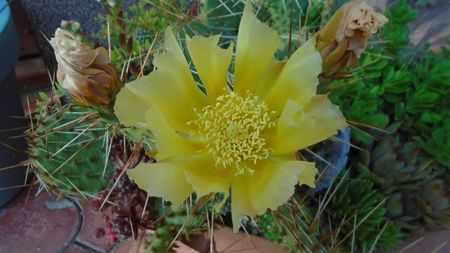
left=192, top=92, right=274, bottom=174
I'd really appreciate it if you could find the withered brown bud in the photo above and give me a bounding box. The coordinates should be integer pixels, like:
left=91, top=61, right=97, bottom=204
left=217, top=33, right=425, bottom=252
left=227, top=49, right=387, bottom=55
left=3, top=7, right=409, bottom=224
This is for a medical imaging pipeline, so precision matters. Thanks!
left=316, top=1, right=388, bottom=78
left=50, top=22, right=120, bottom=107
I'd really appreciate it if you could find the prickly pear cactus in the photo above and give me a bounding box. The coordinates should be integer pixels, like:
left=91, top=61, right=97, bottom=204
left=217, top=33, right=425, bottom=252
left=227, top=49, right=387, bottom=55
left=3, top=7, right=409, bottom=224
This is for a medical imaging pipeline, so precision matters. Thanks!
left=258, top=174, right=402, bottom=253
left=28, top=93, right=115, bottom=195
left=262, top=202, right=339, bottom=253
left=146, top=225, right=176, bottom=253
left=146, top=206, right=206, bottom=253
left=328, top=175, right=402, bottom=252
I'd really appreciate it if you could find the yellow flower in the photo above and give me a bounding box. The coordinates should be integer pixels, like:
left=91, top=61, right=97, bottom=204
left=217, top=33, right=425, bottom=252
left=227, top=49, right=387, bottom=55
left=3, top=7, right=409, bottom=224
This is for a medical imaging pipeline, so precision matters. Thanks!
left=114, top=2, right=347, bottom=231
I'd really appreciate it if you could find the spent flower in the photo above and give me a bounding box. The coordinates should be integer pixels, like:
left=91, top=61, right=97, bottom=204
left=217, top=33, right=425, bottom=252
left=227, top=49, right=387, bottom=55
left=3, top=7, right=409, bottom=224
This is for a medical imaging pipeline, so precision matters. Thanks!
left=316, top=1, right=388, bottom=77
left=50, top=22, right=120, bottom=107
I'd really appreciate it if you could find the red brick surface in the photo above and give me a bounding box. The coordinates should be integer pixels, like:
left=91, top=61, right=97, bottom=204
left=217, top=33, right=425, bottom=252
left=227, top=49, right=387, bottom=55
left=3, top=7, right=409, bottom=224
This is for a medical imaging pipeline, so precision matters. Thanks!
left=110, top=238, right=138, bottom=253
left=213, top=227, right=287, bottom=253
left=0, top=190, right=80, bottom=253
left=383, top=229, right=450, bottom=253
left=65, top=244, right=90, bottom=253
left=76, top=203, right=114, bottom=253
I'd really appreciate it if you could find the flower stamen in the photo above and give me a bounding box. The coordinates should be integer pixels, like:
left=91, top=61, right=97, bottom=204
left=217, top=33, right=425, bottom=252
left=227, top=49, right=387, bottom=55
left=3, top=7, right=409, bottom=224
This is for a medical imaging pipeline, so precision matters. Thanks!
left=192, top=92, right=274, bottom=174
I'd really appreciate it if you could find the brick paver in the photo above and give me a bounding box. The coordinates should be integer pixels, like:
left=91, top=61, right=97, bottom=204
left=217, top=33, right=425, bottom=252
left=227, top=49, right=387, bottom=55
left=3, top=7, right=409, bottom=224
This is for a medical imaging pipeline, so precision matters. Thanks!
left=0, top=190, right=80, bottom=253
left=410, top=1, right=450, bottom=52
left=109, top=238, right=139, bottom=253
left=76, top=203, right=114, bottom=253
left=65, top=244, right=91, bottom=253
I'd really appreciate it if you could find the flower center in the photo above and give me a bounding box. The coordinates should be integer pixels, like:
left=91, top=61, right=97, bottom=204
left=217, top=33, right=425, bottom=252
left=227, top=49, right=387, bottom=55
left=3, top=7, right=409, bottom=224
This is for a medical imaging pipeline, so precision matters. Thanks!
left=192, top=92, right=274, bottom=175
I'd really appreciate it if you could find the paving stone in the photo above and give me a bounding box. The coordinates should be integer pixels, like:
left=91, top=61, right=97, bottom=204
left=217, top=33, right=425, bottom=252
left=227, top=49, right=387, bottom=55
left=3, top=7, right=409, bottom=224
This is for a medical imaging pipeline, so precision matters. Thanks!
left=65, top=243, right=91, bottom=253
left=109, top=236, right=200, bottom=253
left=382, top=229, right=450, bottom=253
left=410, top=1, right=450, bottom=52
left=181, top=234, right=208, bottom=252
left=213, top=227, right=287, bottom=253
left=174, top=242, right=200, bottom=253
left=0, top=190, right=81, bottom=253
left=109, top=238, right=138, bottom=253
left=76, top=202, right=114, bottom=253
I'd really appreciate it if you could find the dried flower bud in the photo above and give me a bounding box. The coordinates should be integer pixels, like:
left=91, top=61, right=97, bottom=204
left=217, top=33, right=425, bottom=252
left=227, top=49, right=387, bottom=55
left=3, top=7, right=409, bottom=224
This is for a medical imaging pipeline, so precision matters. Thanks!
left=50, top=23, right=120, bottom=107
left=317, top=1, right=388, bottom=78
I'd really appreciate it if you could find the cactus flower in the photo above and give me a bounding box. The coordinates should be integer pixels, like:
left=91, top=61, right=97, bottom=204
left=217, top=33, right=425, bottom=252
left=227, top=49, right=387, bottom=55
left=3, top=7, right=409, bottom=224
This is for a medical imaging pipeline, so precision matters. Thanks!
left=115, top=2, right=347, bottom=231
left=51, top=23, right=120, bottom=107
left=316, top=1, right=388, bottom=77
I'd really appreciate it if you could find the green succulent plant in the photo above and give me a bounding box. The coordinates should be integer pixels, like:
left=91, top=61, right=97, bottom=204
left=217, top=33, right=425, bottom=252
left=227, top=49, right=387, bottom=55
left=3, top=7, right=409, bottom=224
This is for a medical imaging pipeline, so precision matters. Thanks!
left=356, top=134, right=450, bottom=231
left=382, top=0, right=417, bottom=55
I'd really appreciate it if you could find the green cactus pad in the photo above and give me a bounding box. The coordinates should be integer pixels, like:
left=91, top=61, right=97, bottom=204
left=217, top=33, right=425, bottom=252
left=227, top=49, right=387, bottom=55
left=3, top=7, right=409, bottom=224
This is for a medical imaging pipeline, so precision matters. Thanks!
left=29, top=104, right=114, bottom=195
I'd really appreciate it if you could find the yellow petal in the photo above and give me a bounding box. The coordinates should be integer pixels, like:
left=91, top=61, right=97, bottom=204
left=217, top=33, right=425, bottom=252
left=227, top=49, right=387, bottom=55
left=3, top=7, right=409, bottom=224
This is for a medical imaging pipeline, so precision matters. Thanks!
left=182, top=153, right=233, bottom=198
left=119, top=29, right=208, bottom=132
left=187, top=35, right=233, bottom=101
left=234, top=1, right=280, bottom=96
left=114, top=83, right=151, bottom=127
left=125, top=72, right=198, bottom=132
left=298, top=163, right=318, bottom=188
left=264, top=36, right=322, bottom=114
left=154, top=30, right=206, bottom=105
left=231, top=174, right=257, bottom=232
left=268, top=95, right=347, bottom=154
left=127, top=162, right=193, bottom=207
left=253, top=60, right=286, bottom=100
left=231, top=159, right=314, bottom=232
left=251, top=160, right=314, bottom=212
left=145, top=105, right=205, bottom=160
